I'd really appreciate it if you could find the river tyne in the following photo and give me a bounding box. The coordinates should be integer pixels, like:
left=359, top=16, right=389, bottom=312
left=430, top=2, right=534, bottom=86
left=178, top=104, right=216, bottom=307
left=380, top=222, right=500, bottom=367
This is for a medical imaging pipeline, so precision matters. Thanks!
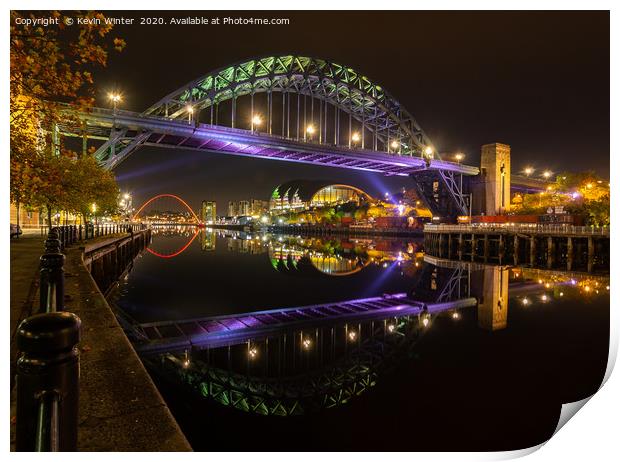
left=109, top=226, right=609, bottom=451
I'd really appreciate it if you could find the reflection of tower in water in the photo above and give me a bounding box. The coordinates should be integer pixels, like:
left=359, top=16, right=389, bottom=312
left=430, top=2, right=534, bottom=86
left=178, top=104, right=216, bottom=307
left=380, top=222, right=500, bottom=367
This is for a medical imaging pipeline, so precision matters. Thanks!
left=476, top=266, right=509, bottom=331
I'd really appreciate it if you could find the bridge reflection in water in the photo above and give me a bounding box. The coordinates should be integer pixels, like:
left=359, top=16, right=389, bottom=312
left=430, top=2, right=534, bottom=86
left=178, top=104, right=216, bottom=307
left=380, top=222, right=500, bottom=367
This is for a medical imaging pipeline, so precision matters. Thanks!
left=123, top=228, right=609, bottom=418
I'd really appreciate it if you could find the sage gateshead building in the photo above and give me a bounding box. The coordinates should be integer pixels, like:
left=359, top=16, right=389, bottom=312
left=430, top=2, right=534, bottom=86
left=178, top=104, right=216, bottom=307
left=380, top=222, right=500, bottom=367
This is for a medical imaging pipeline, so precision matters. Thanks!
left=270, top=180, right=373, bottom=213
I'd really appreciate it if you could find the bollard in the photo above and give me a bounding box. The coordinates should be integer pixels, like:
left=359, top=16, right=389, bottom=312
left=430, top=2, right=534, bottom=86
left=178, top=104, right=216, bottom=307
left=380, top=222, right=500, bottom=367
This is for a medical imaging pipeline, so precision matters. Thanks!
left=44, top=231, right=62, bottom=254
left=39, top=253, right=65, bottom=313
left=15, top=312, right=81, bottom=451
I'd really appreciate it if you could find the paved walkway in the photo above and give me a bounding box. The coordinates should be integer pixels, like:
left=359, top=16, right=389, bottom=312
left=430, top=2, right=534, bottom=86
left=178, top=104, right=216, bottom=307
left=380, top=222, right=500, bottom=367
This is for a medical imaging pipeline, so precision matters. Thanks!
left=10, top=233, right=191, bottom=451
left=10, top=235, right=45, bottom=373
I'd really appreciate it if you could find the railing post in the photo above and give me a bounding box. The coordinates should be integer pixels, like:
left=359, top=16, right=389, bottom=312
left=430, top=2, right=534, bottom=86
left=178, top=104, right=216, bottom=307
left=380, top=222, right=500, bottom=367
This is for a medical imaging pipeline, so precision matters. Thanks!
left=39, top=253, right=65, bottom=313
left=45, top=229, right=62, bottom=254
left=15, top=312, right=81, bottom=451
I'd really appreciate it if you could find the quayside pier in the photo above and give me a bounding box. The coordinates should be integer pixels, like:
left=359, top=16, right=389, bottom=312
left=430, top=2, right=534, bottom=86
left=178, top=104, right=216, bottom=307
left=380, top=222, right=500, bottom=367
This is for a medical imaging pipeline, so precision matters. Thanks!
left=424, top=224, right=609, bottom=272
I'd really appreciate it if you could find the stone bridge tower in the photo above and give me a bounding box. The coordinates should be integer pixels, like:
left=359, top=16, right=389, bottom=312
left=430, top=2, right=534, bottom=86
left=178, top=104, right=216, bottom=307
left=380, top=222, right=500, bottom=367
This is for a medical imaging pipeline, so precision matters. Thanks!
left=480, top=143, right=511, bottom=215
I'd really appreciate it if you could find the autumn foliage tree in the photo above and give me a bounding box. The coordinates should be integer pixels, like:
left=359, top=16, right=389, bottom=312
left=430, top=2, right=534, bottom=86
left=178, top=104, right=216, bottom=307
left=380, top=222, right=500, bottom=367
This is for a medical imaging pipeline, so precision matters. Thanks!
left=10, top=11, right=126, bottom=229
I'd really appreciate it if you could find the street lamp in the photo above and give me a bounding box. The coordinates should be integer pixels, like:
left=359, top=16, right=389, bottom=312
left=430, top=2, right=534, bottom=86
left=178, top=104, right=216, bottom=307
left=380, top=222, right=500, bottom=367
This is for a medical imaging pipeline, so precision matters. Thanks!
left=542, top=170, right=552, bottom=179
left=107, top=92, right=122, bottom=111
left=351, top=132, right=360, bottom=145
left=524, top=167, right=534, bottom=176
left=390, top=140, right=399, bottom=152
left=455, top=152, right=465, bottom=163
left=251, top=114, right=262, bottom=131
left=424, top=146, right=434, bottom=158
left=91, top=203, right=98, bottom=226
left=186, top=105, right=194, bottom=122
left=305, top=124, right=315, bottom=140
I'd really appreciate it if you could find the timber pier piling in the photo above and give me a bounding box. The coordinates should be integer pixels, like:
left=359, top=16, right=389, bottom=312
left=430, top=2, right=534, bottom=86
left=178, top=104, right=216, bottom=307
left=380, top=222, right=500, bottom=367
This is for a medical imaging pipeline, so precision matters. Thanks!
left=424, top=224, right=609, bottom=272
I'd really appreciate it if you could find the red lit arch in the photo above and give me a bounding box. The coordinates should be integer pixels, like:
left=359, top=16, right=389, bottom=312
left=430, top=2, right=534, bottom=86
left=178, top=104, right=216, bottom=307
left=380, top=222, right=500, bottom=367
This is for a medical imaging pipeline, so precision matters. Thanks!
left=132, top=194, right=200, bottom=222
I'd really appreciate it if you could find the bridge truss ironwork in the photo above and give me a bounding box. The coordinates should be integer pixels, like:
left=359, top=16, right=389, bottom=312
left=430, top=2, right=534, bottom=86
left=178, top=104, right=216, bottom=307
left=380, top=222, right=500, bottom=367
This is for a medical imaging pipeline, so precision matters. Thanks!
left=55, top=55, right=480, bottom=218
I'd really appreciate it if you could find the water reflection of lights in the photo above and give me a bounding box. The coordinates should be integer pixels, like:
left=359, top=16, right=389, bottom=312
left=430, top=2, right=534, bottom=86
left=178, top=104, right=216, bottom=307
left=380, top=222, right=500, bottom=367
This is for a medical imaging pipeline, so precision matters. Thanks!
left=248, top=347, right=258, bottom=359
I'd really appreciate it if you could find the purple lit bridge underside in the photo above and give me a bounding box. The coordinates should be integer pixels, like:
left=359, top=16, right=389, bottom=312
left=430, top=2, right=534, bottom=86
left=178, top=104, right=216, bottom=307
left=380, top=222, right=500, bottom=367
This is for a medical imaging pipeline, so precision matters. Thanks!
left=61, top=106, right=480, bottom=176
left=131, top=293, right=478, bottom=355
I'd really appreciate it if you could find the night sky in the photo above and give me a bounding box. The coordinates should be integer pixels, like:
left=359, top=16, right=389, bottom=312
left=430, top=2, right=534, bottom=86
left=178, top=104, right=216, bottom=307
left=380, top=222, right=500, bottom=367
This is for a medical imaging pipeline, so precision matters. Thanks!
left=91, top=11, right=609, bottom=212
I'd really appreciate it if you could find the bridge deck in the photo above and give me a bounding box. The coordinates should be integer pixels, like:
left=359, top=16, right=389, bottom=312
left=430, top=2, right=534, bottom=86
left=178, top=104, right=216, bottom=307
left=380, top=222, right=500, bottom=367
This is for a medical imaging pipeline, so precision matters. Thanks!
left=131, top=293, right=477, bottom=354
left=60, top=106, right=480, bottom=176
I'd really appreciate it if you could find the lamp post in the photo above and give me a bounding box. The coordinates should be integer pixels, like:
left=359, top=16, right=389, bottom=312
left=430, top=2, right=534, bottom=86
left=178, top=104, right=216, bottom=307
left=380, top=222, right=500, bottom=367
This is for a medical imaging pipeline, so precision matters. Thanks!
left=91, top=203, right=98, bottom=227
left=305, top=125, right=315, bottom=141
left=251, top=114, right=262, bottom=132
left=455, top=152, right=465, bottom=163
left=186, top=105, right=194, bottom=123
left=107, top=93, right=122, bottom=113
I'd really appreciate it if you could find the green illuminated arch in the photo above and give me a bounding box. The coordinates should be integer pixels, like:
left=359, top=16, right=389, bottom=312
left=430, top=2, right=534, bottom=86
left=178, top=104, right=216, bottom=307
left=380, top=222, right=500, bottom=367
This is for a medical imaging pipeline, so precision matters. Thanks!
left=143, top=55, right=433, bottom=156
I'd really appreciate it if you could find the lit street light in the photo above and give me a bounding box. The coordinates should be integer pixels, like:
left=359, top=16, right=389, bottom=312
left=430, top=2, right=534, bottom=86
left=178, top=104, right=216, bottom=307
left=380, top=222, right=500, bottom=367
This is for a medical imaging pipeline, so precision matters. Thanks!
left=390, top=140, right=399, bottom=152
left=351, top=132, right=360, bottom=145
left=524, top=167, right=534, bottom=176
left=424, top=146, right=434, bottom=158
left=542, top=170, right=552, bottom=179
left=305, top=125, right=315, bottom=140
left=455, top=152, right=464, bottom=163
left=107, top=92, right=122, bottom=112
left=186, top=105, right=194, bottom=122
left=251, top=114, right=262, bottom=131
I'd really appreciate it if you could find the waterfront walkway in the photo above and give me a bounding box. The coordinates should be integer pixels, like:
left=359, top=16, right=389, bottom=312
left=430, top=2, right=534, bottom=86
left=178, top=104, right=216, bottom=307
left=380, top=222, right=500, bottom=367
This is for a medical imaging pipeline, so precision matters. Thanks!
left=9, top=233, right=191, bottom=451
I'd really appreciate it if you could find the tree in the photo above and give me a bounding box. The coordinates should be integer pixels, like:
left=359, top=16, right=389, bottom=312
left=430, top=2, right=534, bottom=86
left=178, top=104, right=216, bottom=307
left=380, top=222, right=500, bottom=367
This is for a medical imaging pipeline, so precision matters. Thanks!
left=64, top=155, right=119, bottom=224
left=10, top=11, right=125, bottom=227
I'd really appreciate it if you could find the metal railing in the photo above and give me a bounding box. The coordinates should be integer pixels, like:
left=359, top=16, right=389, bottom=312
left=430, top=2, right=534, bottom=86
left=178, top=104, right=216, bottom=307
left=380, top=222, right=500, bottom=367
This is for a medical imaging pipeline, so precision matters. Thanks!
left=424, top=223, right=610, bottom=236
left=40, top=223, right=147, bottom=243
left=16, top=228, right=81, bottom=451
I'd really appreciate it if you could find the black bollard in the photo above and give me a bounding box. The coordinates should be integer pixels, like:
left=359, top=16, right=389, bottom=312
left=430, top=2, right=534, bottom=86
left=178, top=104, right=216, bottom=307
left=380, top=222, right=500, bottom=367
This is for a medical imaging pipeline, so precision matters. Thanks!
left=39, top=253, right=65, bottom=313
left=44, top=231, right=62, bottom=255
left=15, top=312, right=81, bottom=451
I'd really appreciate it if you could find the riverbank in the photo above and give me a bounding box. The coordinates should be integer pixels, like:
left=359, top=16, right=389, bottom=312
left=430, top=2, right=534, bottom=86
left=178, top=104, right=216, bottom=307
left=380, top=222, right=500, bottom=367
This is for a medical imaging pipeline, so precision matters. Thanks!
left=266, top=224, right=423, bottom=237
left=9, top=232, right=191, bottom=451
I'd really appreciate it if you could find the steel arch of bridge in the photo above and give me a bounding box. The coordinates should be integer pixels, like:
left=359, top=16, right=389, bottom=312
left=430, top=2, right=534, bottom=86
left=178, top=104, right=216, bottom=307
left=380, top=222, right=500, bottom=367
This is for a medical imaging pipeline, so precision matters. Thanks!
left=144, top=55, right=434, bottom=157
left=132, top=193, right=200, bottom=222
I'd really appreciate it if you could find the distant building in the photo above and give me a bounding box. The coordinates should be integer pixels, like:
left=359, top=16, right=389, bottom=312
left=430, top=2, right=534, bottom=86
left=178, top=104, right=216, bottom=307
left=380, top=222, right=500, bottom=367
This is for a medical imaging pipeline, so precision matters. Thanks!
left=270, top=180, right=372, bottom=213
left=228, top=201, right=236, bottom=217
left=10, top=203, right=41, bottom=228
left=200, top=200, right=216, bottom=224
left=237, top=200, right=250, bottom=216
left=250, top=199, right=270, bottom=216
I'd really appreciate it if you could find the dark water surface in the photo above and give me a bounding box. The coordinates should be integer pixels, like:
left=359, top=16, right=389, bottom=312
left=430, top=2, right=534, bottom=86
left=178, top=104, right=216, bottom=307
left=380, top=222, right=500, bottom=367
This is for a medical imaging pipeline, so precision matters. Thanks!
left=111, top=226, right=609, bottom=451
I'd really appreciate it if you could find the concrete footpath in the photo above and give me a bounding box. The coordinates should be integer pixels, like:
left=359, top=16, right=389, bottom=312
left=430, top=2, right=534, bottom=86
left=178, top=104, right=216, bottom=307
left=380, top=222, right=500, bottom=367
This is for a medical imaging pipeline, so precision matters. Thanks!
left=10, top=233, right=191, bottom=451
